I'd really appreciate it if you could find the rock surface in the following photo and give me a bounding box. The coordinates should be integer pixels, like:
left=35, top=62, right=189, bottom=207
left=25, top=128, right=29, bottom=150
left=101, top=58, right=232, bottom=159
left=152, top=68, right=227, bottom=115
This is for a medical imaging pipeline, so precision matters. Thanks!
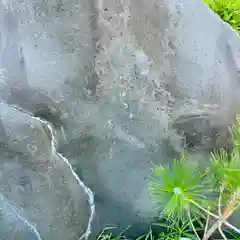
left=0, top=102, right=92, bottom=239
left=0, top=0, right=239, bottom=239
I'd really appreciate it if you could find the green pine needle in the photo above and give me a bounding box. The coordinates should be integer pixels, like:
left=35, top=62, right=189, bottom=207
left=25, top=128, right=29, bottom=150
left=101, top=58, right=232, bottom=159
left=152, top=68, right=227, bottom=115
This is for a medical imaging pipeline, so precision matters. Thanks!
left=149, top=155, right=212, bottom=222
left=211, top=149, right=240, bottom=191
left=211, top=115, right=240, bottom=192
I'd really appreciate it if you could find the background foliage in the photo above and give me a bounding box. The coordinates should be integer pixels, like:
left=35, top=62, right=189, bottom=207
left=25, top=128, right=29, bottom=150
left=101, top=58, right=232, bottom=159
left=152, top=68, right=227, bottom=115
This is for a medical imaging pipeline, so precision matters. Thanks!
left=204, top=0, right=240, bottom=34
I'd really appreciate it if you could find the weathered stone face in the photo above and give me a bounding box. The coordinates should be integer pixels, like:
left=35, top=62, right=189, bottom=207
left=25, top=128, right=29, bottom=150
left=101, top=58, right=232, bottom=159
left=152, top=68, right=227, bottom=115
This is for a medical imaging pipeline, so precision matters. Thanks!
left=0, top=0, right=239, bottom=239
left=0, top=102, right=92, bottom=239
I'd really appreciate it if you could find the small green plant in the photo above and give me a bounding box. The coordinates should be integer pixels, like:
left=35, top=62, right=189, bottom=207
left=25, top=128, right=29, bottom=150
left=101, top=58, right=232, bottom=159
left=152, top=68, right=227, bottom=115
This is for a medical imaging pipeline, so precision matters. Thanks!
left=135, top=224, right=196, bottom=240
left=135, top=228, right=156, bottom=240
left=149, top=155, right=212, bottom=223
left=155, top=218, right=201, bottom=240
left=204, top=0, right=240, bottom=34
left=97, top=227, right=131, bottom=240
left=99, top=115, right=240, bottom=239
left=150, top=114, right=240, bottom=240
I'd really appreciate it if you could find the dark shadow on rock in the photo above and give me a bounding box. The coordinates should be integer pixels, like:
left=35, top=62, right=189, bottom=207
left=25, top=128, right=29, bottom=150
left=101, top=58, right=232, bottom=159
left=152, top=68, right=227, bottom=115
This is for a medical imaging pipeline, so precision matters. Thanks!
left=172, top=112, right=233, bottom=153
left=7, top=87, right=64, bottom=129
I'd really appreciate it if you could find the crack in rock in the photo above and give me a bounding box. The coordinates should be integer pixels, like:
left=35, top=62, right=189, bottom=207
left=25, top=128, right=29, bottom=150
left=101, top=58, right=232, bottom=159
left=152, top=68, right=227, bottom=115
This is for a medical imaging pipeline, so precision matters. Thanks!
left=0, top=101, right=95, bottom=240
left=41, top=119, right=95, bottom=240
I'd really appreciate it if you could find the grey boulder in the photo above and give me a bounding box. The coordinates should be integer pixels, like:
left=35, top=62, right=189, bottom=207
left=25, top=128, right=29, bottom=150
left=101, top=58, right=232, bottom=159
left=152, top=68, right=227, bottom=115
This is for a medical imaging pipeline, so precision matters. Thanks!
left=0, top=0, right=239, bottom=239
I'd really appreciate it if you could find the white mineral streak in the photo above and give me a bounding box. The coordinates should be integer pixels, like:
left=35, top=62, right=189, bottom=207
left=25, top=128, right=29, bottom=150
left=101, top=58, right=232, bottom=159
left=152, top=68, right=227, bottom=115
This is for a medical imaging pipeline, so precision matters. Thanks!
left=0, top=194, right=43, bottom=240
left=41, top=119, right=95, bottom=240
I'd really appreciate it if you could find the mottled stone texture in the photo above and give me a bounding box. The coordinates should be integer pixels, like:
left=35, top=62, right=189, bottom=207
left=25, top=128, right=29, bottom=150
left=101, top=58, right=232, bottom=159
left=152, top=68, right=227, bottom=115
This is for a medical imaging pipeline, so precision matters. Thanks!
left=0, top=0, right=239, bottom=239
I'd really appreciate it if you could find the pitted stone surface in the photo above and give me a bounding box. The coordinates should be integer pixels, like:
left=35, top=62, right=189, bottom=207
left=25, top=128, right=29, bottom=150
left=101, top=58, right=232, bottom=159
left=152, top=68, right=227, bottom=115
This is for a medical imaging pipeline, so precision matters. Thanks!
left=0, top=0, right=239, bottom=238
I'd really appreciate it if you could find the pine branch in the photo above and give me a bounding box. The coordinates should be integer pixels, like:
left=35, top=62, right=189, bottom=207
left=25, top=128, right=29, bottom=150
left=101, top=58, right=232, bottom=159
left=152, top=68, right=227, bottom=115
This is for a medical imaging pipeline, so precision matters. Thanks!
left=187, top=210, right=201, bottom=240
left=203, top=188, right=240, bottom=240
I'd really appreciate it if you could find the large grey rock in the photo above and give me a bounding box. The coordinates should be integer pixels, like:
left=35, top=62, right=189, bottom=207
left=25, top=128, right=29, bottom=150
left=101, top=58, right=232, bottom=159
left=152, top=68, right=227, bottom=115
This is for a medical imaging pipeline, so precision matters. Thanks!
left=0, top=0, right=239, bottom=238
